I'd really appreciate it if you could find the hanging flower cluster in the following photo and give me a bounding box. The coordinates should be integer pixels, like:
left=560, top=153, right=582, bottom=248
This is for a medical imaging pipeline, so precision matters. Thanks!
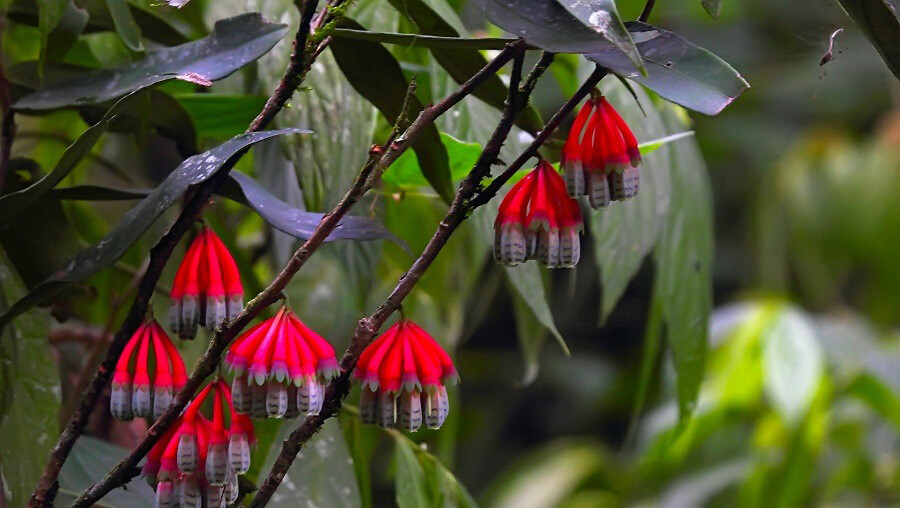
left=143, top=380, right=255, bottom=508
left=111, top=319, right=187, bottom=421
left=169, top=227, right=244, bottom=340
left=561, top=94, right=641, bottom=209
left=494, top=160, right=584, bottom=268
left=226, top=306, right=340, bottom=419
left=354, top=320, right=458, bottom=432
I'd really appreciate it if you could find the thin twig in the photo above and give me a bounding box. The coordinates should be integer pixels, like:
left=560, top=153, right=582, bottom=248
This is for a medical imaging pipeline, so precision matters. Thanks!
left=639, top=0, right=657, bottom=22
left=249, top=48, right=536, bottom=508
left=68, top=41, right=526, bottom=508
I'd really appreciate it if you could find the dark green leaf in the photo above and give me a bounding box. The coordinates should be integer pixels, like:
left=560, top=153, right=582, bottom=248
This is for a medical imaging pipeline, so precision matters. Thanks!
left=512, top=290, right=548, bottom=385
left=14, top=13, right=287, bottom=110
left=556, top=0, right=644, bottom=74
left=50, top=185, right=151, bottom=201
left=393, top=436, right=431, bottom=508
left=45, top=0, right=89, bottom=62
left=0, top=129, right=304, bottom=328
left=0, top=259, right=60, bottom=508
left=100, top=90, right=198, bottom=157
left=175, top=94, right=269, bottom=140
left=54, top=437, right=156, bottom=507
left=837, top=0, right=900, bottom=80
left=37, top=0, right=66, bottom=73
left=652, top=110, right=714, bottom=419
left=340, top=409, right=380, bottom=508
left=330, top=18, right=453, bottom=203
left=0, top=91, right=144, bottom=228
left=386, top=0, right=543, bottom=131
left=224, top=171, right=410, bottom=249
left=331, top=28, right=516, bottom=50
left=105, top=0, right=143, bottom=52
left=587, top=22, right=749, bottom=115
left=702, top=0, right=722, bottom=18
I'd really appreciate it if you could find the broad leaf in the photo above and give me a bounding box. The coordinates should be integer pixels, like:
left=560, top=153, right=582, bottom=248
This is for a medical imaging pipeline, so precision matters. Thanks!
left=330, top=18, right=453, bottom=203
left=55, top=437, right=156, bottom=507
left=468, top=0, right=640, bottom=71
left=259, top=419, right=362, bottom=507
left=837, top=0, right=900, bottom=80
left=0, top=259, right=60, bottom=508
left=383, top=132, right=481, bottom=188
left=393, top=436, right=431, bottom=508
left=225, top=171, right=409, bottom=248
left=512, top=291, right=548, bottom=385
left=37, top=0, right=67, bottom=72
left=587, top=22, right=749, bottom=115
left=0, top=129, right=305, bottom=328
left=386, top=0, right=543, bottom=131
left=702, top=0, right=722, bottom=18
left=14, top=13, right=287, bottom=110
left=591, top=82, right=671, bottom=322
left=0, top=91, right=144, bottom=228
left=331, top=28, right=515, bottom=50
left=175, top=94, right=269, bottom=140
left=105, top=0, right=143, bottom=51
left=652, top=109, right=713, bottom=419
left=45, top=0, right=89, bottom=62
left=763, top=307, right=824, bottom=423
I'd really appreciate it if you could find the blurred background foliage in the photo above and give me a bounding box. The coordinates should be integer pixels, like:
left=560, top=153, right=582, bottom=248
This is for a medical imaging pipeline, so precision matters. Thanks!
left=0, top=0, right=898, bottom=506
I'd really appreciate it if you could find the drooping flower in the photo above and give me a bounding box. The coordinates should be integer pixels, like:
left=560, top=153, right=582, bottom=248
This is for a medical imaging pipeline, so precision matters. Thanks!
left=143, top=380, right=254, bottom=508
left=493, top=160, right=583, bottom=268
left=169, top=227, right=244, bottom=340
left=561, top=94, right=641, bottom=209
left=354, top=320, right=458, bottom=432
left=225, top=306, right=339, bottom=419
left=111, top=320, right=187, bottom=421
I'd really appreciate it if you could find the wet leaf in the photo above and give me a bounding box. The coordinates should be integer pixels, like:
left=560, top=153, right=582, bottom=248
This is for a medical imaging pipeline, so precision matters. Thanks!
left=556, top=0, right=644, bottom=74
left=386, top=0, right=543, bottom=131
left=225, top=171, right=409, bottom=249
left=54, top=437, right=156, bottom=507
left=14, top=13, right=287, bottom=110
left=587, top=22, right=749, bottom=115
left=0, top=129, right=304, bottom=328
left=330, top=18, right=453, bottom=203
left=837, top=0, right=900, bottom=80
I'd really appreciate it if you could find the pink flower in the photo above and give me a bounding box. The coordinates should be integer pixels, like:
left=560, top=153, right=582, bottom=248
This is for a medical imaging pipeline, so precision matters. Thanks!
left=354, top=320, right=458, bottom=432
left=225, top=306, right=339, bottom=419
left=494, top=160, right=583, bottom=268
left=169, top=227, right=244, bottom=340
left=561, top=94, right=641, bottom=208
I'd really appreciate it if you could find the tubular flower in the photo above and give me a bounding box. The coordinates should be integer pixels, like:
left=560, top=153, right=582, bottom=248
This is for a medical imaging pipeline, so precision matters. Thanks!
left=143, top=380, right=255, bottom=508
left=354, top=320, right=458, bottom=432
left=561, top=94, right=641, bottom=209
left=493, top=160, right=583, bottom=268
left=225, top=306, right=339, bottom=419
left=111, top=320, right=187, bottom=421
left=169, top=227, right=244, bottom=340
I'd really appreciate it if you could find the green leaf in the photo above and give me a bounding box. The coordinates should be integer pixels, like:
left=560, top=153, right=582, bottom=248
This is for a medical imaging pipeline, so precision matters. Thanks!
left=652, top=108, right=714, bottom=419
left=54, top=437, right=156, bottom=507
left=330, top=18, right=453, bottom=203
left=701, top=0, right=722, bottom=18
left=45, top=0, right=89, bottom=62
left=0, top=259, right=60, bottom=508
left=175, top=94, right=269, bottom=140
left=385, top=0, right=543, bottom=131
left=224, top=171, right=410, bottom=249
left=331, top=28, right=516, bottom=50
left=393, top=437, right=432, bottom=508
left=592, top=82, right=671, bottom=322
left=762, top=307, right=824, bottom=423
left=836, top=0, right=900, bottom=80
left=0, top=129, right=304, bottom=328
left=0, top=91, right=144, bottom=228
left=384, top=132, right=481, bottom=188
left=846, top=373, right=900, bottom=427
left=37, top=0, right=67, bottom=73
left=556, top=0, right=645, bottom=75
left=511, top=290, right=548, bottom=385
left=340, top=410, right=381, bottom=508
left=14, top=13, right=287, bottom=110
left=259, top=419, right=362, bottom=507
left=587, top=22, right=749, bottom=115
left=50, top=185, right=151, bottom=201
left=105, top=0, right=143, bottom=52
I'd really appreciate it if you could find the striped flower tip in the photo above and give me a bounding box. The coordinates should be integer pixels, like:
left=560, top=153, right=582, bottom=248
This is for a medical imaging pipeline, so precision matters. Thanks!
left=110, top=320, right=187, bottom=421
left=354, top=320, right=457, bottom=432
left=561, top=93, right=641, bottom=209
left=494, top=160, right=583, bottom=269
left=226, top=306, right=338, bottom=419
left=147, top=380, right=254, bottom=506
left=168, top=227, right=244, bottom=340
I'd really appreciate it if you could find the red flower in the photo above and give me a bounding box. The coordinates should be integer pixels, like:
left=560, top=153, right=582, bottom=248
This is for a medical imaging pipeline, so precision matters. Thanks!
left=354, top=320, right=458, bottom=432
left=111, top=320, right=187, bottom=421
left=561, top=94, right=641, bottom=209
left=494, top=160, right=583, bottom=268
left=143, top=380, right=254, bottom=507
left=169, top=227, right=244, bottom=340
left=225, top=306, right=339, bottom=419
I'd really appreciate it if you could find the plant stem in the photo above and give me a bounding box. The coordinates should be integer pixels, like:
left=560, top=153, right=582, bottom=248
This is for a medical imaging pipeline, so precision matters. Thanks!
left=639, top=0, right=657, bottom=22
